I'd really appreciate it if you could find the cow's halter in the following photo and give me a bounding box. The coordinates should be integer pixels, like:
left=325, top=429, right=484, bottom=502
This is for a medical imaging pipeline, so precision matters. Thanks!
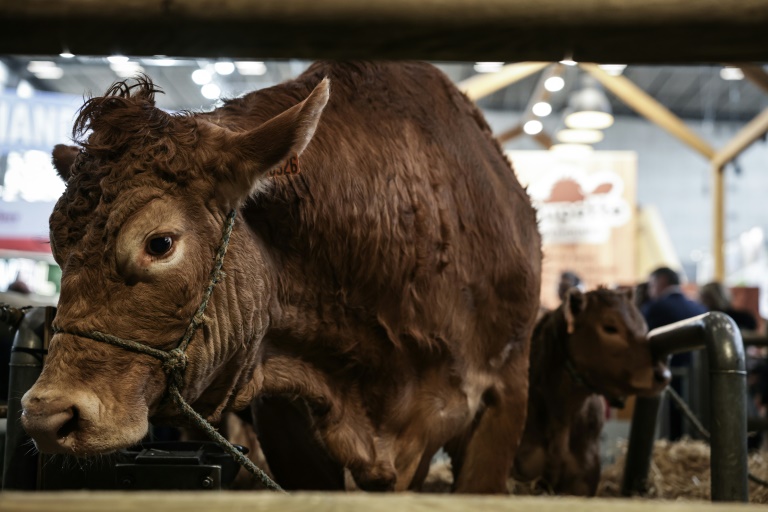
left=54, top=209, right=284, bottom=492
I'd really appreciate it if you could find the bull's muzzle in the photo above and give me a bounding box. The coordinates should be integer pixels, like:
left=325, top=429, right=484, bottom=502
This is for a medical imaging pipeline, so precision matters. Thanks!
left=21, top=387, right=101, bottom=454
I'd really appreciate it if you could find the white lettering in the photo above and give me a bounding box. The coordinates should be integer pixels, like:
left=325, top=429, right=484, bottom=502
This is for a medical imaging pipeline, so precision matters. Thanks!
left=8, top=103, right=32, bottom=147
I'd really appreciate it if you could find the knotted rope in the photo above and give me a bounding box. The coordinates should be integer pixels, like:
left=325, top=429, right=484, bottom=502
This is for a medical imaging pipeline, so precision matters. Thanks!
left=56, top=209, right=284, bottom=492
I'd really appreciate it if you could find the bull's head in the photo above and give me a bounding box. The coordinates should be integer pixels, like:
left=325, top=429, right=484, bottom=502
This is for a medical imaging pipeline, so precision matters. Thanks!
left=21, top=76, right=329, bottom=455
left=563, top=287, right=671, bottom=401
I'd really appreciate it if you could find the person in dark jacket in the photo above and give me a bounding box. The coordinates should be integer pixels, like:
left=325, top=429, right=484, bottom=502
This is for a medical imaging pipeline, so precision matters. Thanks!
left=641, top=267, right=707, bottom=441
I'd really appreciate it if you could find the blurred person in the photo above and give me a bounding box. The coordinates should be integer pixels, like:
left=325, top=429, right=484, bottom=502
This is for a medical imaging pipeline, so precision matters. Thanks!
left=641, top=267, right=707, bottom=441
left=698, top=281, right=758, bottom=332
left=557, top=271, right=583, bottom=303
left=634, top=281, right=651, bottom=311
left=642, top=267, right=706, bottom=331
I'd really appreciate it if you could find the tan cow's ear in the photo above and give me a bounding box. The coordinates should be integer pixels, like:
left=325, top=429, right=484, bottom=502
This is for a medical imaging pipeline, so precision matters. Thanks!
left=219, top=77, right=330, bottom=204
left=52, top=144, right=80, bottom=183
left=564, top=287, right=587, bottom=334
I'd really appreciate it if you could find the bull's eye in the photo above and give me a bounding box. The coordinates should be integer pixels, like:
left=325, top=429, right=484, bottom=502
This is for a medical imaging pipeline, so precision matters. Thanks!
left=602, top=325, right=619, bottom=334
left=147, top=236, right=173, bottom=256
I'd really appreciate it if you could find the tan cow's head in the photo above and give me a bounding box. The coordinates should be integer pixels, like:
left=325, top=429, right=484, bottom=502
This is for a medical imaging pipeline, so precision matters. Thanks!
left=21, top=76, right=329, bottom=455
left=563, top=287, right=671, bottom=401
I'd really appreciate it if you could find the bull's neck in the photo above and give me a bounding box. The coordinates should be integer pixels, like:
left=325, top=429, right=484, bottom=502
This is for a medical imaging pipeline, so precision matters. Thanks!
left=185, top=217, right=275, bottom=420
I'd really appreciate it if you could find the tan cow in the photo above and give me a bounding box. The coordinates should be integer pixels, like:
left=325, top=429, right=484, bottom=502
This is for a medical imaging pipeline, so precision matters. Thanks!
left=512, top=287, right=670, bottom=495
left=20, top=62, right=541, bottom=493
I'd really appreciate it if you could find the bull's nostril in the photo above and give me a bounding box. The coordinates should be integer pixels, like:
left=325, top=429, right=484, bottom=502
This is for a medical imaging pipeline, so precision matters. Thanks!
left=56, top=406, right=79, bottom=439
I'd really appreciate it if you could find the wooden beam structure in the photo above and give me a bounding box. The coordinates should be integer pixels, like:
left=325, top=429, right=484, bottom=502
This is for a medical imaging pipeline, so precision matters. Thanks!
left=496, top=124, right=524, bottom=144
left=709, top=107, right=768, bottom=280
left=712, top=108, right=768, bottom=168
left=532, top=131, right=555, bottom=149
left=1, top=491, right=766, bottom=512
left=459, top=62, right=548, bottom=101
left=712, top=163, right=726, bottom=281
left=1, top=0, right=768, bottom=61
left=580, top=63, right=717, bottom=160
left=739, top=65, right=768, bottom=95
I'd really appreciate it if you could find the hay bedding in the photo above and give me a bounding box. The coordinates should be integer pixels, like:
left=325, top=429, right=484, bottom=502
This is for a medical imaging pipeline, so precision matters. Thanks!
left=598, top=438, right=768, bottom=503
left=421, top=439, right=768, bottom=503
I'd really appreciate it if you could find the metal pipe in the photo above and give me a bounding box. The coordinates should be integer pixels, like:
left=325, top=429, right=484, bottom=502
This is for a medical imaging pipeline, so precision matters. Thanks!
left=620, top=395, right=662, bottom=495
left=621, top=312, right=747, bottom=502
left=2, top=307, right=50, bottom=490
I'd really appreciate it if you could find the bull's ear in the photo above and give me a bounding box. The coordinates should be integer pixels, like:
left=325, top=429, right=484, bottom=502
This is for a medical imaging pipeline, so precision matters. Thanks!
left=52, top=144, right=80, bottom=182
left=564, top=287, right=587, bottom=334
left=218, top=77, right=330, bottom=204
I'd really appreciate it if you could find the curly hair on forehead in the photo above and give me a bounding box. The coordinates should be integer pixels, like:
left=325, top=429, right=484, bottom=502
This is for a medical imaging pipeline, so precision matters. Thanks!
left=72, top=75, right=199, bottom=163
left=52, top=76, right=208, bottom=250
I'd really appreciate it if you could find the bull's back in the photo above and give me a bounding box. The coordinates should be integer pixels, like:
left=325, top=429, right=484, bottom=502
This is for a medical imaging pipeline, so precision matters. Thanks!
left=240, top=61, right=541, bottom=357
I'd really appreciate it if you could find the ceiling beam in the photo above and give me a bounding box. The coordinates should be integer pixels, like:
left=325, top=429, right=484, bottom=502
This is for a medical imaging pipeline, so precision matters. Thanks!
left=712, top=107, right=768, bottom=168
left=2, top=1, right=768, bottom=62
left=532, top=131, right=554, bottom=149
left=496, top=124, right=524, bottom=144
left=459, top=62, right=548, bottom=101
left=739, top=65, right=768, bottom=95
left=580, top=63, right=717, bottom=160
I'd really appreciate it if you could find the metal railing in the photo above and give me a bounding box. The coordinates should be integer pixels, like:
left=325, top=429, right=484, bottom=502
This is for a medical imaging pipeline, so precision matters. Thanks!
left=621, top=312, right=748, bottom=502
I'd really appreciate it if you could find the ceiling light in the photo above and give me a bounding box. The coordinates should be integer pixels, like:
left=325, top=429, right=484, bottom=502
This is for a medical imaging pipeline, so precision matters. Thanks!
left=201, top=83, right=222, bottom=100
left=720, top=67, right=744, bottom=81
left=192, top=69, right=213, bottom=85
left=16, top=80, right=34, bottom=99
left=107, top=55, right=130, bottom=65
left=235, top=61, right=267, bottom=76
left=556, top=128, right=604, bottom=144
left=544, top=76, right=565, bottom=92
left=28, top=61, right=64, bottom=80
left=550, top=143, right=593, bottom=157
left=59, top=51, right=75, bottom=59
left=559, top=59, right=577, bottom=66
left=599, top=64, right=627, bottom=76
left=110, top=61, right=144, bottom=78
left=523, top=119, right=543, bottom=135
left=214, top=61, right=235, bottom=75
left=532, top=101, right=552, bottom=117
left=473, top=62, right=504, bottom=73
left=144, top=57, right=183, bottom=66
left=564, top=75, right=614, bottom=130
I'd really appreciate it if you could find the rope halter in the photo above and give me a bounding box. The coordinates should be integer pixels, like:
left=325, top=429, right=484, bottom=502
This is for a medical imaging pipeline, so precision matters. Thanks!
left=54, top=209, right=284, bottom=492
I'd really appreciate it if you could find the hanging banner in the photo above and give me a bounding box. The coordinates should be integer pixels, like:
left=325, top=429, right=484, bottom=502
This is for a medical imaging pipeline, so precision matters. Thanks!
left=0, top=89, right=82, bottom=153
left=509, top=150, right=638, bottom=310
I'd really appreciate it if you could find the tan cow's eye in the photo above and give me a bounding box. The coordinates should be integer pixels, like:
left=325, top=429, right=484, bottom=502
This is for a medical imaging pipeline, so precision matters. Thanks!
left=602, top=324, right=619, bottom=334
left=147, top=236, right=173, bottom=256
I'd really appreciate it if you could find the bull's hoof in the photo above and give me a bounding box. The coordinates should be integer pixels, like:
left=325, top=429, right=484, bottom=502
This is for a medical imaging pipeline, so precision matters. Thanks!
left=353, top=462, right=397, bottom=492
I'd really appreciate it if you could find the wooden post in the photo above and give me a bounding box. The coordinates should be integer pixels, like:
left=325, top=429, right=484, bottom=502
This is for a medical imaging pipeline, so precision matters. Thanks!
left=709, top=107, right=768, bottom=281
left=713, top=163, right=725, bottom=282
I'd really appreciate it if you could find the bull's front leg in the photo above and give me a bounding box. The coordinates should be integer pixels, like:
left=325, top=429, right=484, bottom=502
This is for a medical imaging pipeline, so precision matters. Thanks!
left=259, top=353, right=397, bottom=491
left=451, top=353, right=530, bottom=493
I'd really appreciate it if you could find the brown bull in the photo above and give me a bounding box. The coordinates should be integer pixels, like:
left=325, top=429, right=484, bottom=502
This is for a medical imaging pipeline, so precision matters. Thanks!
left=21, top=61, right=541, bottom=493
left=512, top=287, right=670, bottom=495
